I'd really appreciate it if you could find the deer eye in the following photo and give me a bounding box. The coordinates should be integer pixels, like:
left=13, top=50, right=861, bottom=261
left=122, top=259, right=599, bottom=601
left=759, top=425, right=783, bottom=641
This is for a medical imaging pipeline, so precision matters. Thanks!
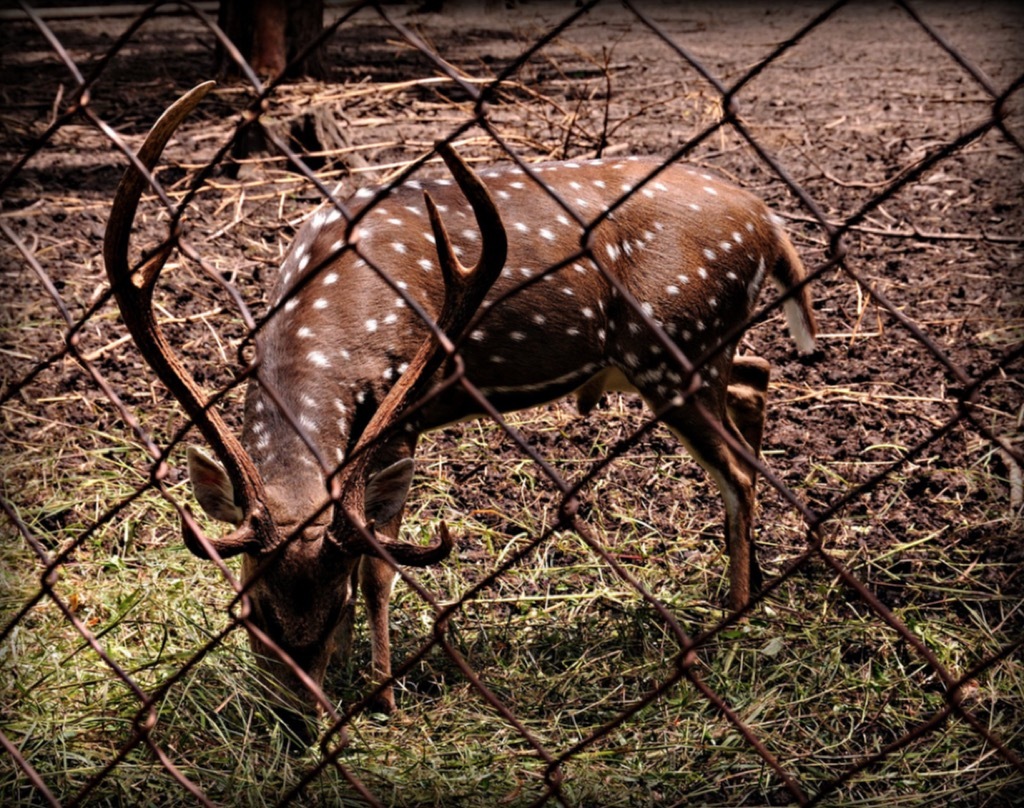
left=300, top=525, right=325, bottom=543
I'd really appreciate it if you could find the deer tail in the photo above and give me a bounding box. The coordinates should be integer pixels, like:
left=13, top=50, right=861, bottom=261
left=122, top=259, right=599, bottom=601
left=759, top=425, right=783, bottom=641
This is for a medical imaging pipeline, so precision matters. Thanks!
left=770, top=228, right=817, bottom=355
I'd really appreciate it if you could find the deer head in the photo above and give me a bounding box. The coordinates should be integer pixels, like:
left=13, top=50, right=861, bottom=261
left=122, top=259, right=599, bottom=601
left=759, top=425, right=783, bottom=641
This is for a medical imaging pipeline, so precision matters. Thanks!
left=104, top=82, right=507, bottom=714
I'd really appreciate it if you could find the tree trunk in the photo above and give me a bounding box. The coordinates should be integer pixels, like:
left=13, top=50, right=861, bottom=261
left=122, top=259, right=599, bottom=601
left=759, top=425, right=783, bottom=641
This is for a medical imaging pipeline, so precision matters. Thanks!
left=216, top=0, right=327, bottom=81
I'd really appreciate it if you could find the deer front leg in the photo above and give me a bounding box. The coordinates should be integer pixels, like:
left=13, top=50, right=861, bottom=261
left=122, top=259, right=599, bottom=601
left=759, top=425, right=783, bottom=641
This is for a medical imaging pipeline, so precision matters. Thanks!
left=332, top=565, right=359, bottom=675
left=360, top=554, right=399, bottom=714
left=356, top=443, right=418, bottom=714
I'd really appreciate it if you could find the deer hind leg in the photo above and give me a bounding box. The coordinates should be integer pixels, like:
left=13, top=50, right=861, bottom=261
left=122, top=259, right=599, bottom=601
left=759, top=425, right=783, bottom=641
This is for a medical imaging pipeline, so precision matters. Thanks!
left=726, top=355, right=771, bottom=478
left=640, top=372, right=764, bottom=610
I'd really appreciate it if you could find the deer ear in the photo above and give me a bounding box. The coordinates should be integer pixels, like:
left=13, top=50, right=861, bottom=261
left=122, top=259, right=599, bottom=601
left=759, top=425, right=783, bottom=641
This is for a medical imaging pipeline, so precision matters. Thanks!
left=187, top=446, right=244, bottom=525
left=364, top=458, right=415, bottom=526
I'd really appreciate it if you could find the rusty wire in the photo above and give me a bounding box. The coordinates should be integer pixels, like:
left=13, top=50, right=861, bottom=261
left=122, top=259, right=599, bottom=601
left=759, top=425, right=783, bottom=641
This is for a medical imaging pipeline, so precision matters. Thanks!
left=1, top=1, right=1022, bottom=805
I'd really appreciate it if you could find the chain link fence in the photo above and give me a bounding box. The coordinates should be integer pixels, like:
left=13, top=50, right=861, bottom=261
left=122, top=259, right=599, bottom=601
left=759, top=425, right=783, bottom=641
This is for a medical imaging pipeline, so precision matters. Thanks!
left=2, top=1, right=1022, bottom=805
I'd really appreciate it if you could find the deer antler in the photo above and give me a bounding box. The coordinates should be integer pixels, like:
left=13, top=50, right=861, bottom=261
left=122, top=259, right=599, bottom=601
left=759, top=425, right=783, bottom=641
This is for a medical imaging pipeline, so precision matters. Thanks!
left=328, top=140, right=508, bottom=566
left=103, top=81, right=273, bottom=559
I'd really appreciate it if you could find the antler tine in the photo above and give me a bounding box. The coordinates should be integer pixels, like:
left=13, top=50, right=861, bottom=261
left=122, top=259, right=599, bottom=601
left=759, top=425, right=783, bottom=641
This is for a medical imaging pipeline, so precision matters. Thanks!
left=355, top=141, right=507, bottom=451
left=331, top=141, right=507, bottom=567
left=425, top=140, right=509, bottom=330
left=103, top=81, right=271, bottom=558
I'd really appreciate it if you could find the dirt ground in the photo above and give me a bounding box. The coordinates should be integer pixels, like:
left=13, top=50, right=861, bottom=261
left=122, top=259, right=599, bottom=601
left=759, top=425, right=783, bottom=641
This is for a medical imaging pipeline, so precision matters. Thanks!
left=4, top=0, right=1022, bottom=572
left=1, top=0, right=1023, bottom=803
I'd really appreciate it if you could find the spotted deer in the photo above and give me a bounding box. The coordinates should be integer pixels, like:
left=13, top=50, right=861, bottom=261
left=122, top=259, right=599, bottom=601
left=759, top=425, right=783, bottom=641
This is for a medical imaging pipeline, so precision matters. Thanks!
left=105, top=82, right=816, bottom=717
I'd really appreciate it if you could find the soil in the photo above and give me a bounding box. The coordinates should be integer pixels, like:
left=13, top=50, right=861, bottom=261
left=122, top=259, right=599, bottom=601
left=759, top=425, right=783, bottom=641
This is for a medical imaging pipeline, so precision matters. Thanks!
left=2, top=0, right=1023, bottom=644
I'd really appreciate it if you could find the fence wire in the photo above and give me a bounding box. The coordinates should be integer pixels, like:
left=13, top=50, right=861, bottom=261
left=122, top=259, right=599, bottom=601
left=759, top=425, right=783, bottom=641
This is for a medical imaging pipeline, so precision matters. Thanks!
left=2, top=1, right=1023, bottom=806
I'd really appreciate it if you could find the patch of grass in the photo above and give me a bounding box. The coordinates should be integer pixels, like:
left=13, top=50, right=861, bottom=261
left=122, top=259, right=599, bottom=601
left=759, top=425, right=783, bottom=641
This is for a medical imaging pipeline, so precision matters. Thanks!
left=3, top=394, right=1022, bottom=806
